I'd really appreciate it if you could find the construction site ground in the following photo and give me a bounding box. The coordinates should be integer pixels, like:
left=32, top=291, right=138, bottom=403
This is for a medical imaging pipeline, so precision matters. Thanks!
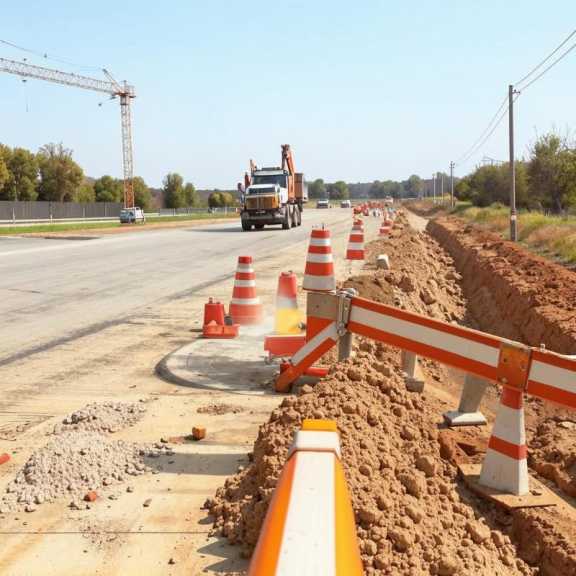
left=1, top=207, right=575, bottom=574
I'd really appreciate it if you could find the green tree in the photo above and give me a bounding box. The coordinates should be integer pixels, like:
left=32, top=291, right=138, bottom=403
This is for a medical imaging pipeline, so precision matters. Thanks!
left=5, top=147, right=39, bottom=201
left=404, top=175, right=422, bottom=198
left=220, top=191, right=236, bottom=207
left=76, top=181, right=96, bottom=203
left=327, top=180, right=349, bottom=200
left=208, top=191, right=224, bottom=208
left=37, top=143, right=83, bottom=202
left=94, top=175, right=123, bottom=203
left=527, top=133, right=576, bottom=212
left=0, top=145, right=10, bottom=199
left=308, top=178, right=326, bottom=199
left=133, top=176, right=152, bottom=210
left=163, top=173, right=186, bottom=208
left=184, top=182, right=199, bottom=207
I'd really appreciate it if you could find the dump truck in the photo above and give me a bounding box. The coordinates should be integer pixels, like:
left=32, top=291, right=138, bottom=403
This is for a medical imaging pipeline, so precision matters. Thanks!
left=239, top=144, right=307, bottom=231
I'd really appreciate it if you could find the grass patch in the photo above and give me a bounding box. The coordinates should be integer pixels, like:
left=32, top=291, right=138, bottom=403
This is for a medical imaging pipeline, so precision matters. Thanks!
left=0, top=212, right=238, bottom=236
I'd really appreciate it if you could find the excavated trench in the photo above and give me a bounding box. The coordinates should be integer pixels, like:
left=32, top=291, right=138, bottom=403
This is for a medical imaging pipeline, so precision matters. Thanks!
left=207, top=211, right=576, bottom=575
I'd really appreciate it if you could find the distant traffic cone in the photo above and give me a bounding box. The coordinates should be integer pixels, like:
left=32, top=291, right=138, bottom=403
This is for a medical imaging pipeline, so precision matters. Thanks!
left=479, top=387, right=529, bottom=495
left=229, top=256, right=263, bottom=325
left=346, top=221, right=365, bottom=260
left=274, top=271, right=302, bottom=335
left=302, top=228, right=336, bottom=292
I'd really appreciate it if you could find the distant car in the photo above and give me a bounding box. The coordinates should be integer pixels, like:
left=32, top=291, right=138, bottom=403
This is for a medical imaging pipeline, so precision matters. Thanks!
left=119, top=207, right=146, bottom=224
left=340, top=200, right=352, bottom=208
left=316, top=200, right=330, bottom=209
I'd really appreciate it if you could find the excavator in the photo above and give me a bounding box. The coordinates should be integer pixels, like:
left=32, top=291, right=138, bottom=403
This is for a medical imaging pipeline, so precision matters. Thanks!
left=239, top=144, right=308, bottom=231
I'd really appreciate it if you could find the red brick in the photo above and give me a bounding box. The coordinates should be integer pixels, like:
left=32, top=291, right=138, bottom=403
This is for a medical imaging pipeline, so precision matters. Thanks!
left=0, top=453, right=10, bottom=466
left=84, top=491, right=98, bottom=502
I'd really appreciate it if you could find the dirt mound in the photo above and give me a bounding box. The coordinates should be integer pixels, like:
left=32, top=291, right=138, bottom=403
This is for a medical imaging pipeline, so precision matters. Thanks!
left=197, top=403, right=246, bottom=416
left=207, top=344, right=534, bottom=575
left=428, top=217, right=576, bottom=353
left=53, top=401, right=147, bottom=435
left=0, top=432, right=172, bottom=514
left=528, top=417, right=576, bottom=498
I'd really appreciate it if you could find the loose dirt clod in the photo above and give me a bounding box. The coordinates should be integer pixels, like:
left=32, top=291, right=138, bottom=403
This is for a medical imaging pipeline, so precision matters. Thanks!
left=0, top=431, right=172, bottom=514
left=53, top=401, right=147, bottom=435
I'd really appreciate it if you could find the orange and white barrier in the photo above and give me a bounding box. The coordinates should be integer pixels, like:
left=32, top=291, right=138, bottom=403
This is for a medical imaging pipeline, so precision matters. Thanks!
left=248, top=420, right=363, bottom=576
left=346, top=221, right=364, bottom=261
left=479, top=387, right=528, bottom=495
left=275, top=290, right=576, bottom=496
left=229, top=256, right=263, bottom=325
left=302, top=228, right=336, bottom=292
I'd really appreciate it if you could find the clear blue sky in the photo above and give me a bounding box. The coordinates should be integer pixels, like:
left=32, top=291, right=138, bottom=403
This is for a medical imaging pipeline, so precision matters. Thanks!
left=1, top=1, right=575, bottom=189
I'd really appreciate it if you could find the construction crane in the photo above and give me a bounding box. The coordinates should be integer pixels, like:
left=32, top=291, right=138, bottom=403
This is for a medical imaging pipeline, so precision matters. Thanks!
left=0, top=56, right=136, bottom=208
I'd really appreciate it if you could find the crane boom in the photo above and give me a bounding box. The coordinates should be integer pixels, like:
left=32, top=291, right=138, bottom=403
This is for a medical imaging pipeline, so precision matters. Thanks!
left=0, top=56, right=136, bottom=208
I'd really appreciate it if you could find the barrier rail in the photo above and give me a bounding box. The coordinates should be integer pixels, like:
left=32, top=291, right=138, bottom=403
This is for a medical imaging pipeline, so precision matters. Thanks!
left=275, top=290, right=576, bottom=497
left=248, top=419, right=363, bottom=576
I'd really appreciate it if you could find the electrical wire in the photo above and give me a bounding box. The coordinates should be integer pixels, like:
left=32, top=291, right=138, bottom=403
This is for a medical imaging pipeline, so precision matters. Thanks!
left=0, top=38, right=103, bottom=72
left=455, top=95, right=508, bottom=165
left=514, top=28, right=576, bottom=89
left=517, top=40, right=576, bottom=93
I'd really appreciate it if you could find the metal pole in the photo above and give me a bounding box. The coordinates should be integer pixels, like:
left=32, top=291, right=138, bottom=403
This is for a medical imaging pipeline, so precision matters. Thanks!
left=432, top=173, right=436, bottom=204
left=450, top=161, right=455, bottom=208
left=441, top=173, right=444, bottom=204
left=509, top=84, right=517, bottom=241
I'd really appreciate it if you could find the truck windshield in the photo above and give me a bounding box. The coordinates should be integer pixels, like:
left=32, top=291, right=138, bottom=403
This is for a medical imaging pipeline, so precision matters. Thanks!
left=251, top=174, right=287, bottom=187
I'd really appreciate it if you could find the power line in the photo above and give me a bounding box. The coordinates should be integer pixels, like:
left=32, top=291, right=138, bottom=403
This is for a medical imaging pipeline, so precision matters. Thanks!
left=455, top=95, right=508, bottom=165
left=0, top=38, right=103, bottom=72
left=515, top=28, right=576, bottom=89
left=517, top=40, right=576, bottom=93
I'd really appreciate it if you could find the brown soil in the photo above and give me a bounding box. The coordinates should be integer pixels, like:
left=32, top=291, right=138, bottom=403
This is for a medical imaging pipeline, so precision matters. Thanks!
left=428, top=217, right=576, bottom=353
left=207, top=211, right=576, bottom=575
left=197, top=403, right=246, bottom=416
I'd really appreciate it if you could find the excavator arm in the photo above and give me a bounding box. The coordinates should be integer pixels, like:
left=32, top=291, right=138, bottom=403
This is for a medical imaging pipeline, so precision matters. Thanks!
left=281, top=144, right=295, bottom=176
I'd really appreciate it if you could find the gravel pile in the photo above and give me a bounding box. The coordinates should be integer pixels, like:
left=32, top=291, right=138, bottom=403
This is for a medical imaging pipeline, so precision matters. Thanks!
left=197, top=403, right=246, bottom=416
left=206, top=343, right=532, bottom=575
left=53, top=401, right=147, bottom=435
left=0, top=431, right=172, bottom=514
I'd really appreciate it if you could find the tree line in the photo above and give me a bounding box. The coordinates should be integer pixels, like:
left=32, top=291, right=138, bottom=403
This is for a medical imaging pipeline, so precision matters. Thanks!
left=308, top=174, right=424, bottom=200
left=0, top=142, right=153, bottom=209
left=455, top=132, right=576, bottom=213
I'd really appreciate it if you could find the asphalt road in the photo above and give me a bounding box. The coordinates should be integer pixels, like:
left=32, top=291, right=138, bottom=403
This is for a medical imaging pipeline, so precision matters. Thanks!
left=0, top=209, right=352, bottom=365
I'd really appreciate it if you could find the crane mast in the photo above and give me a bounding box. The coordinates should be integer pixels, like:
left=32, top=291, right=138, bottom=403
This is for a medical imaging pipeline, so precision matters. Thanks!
left=0, top=56, right=136, bottom=208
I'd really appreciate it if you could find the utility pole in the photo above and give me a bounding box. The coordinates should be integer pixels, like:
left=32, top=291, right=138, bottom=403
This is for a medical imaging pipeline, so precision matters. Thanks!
left=450, top=161, right=455, bottom=208
left=508, top=84, right=517, bottom=241
left=441, top=172, right=444, bottom=204
left=432, top=173, right=436, bottom=204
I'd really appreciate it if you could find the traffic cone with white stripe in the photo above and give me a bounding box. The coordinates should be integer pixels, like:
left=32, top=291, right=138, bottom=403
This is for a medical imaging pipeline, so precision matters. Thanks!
left=274, top=271, right=302, bottom=335
left=229, top=256, right=263, bottom=325
left=302, top=228, right=336, bottom=292
left=479, top=387, right=529, bottom=495
left=346, top=221, right=365, bottom=261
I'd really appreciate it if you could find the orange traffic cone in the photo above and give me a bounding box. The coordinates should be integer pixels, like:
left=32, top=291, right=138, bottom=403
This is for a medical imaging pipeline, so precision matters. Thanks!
left=229, top=256, right=263, bottom=325
left=302, top=228, right=336, bottom=292
left=479, top=387, right=529, bottom=495
left=346, top=221, right=365, bottom=260
left=275, top=271, right=302, bottom=334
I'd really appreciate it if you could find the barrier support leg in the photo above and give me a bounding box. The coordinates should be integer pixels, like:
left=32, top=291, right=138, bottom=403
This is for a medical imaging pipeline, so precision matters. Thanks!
left=443, top=373, right=488, bottom=426
left=401, top=350, right=425, bottom=392
left=338, top=332, right=354, bottom=361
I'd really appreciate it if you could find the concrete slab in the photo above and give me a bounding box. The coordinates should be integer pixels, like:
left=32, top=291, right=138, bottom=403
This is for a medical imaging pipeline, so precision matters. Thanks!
left=157, top=320, right=278, bottom=396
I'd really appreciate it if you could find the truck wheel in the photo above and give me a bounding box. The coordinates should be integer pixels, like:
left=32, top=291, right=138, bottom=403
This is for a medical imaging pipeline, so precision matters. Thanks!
left=282, top=209, right=290, bottom=230
left=294, top=206, right=301, bottom=226
left=241, top=220, right=252, bottom=231
left=291, top=206, right=298, bottom=227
